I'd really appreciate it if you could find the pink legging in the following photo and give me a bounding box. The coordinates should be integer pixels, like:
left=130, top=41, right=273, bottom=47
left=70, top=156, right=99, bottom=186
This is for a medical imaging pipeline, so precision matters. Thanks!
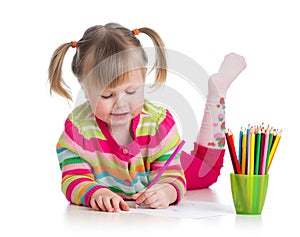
left=180, top=142, right=225, bottom=190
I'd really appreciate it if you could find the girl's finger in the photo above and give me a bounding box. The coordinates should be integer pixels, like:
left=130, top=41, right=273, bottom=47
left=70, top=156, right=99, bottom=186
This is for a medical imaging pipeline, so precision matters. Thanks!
left=102, top=196, right=113, bottom=212
left=144, top=193, right=158, bottom=206
left=90, top=198, right=100, bottom=211
left=95, top=196, right=107, bottom=212
left=111, top=197, right=122, bottom=212
left=136, top=190, right=155, bottom=206
left=120, top=200, right=130, bottom=211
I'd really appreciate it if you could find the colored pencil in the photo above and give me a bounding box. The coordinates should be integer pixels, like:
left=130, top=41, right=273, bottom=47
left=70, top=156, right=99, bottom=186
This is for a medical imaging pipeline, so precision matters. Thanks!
left=265, top=129, right=274, bottom=174
left=254, top=128, right=262, bottom=175
left=226, top=124, right=281, bottom=176
left=250, top=127, right=255, bottom=175
left=135, top=139, right=185, bottom=208
left=246, top=125, right=251, bottom=174
left=225, top=130, right=241, bottom=174
left=241, top=128, right=247, bottom=174
left=260, top=128, right=269, bottom=174
left=267, top=130, right=282, bottom=173
left=259, top=129, right=266, bottom=174
left=238, top=127, right=243, bottom=165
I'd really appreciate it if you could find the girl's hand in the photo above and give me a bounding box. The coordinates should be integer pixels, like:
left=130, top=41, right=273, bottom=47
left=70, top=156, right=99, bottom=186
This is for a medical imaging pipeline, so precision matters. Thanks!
left=131, top=184, right=177, bottom=209
left=90, top=188, right=130, bottom=212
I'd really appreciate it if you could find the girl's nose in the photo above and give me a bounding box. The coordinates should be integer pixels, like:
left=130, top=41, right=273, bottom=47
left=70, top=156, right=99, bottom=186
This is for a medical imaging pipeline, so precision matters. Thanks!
left=115, top=94, right=126, bottom=108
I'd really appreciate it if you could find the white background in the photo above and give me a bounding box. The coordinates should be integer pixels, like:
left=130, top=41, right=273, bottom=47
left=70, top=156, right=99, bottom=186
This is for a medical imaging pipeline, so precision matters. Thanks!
left=1, top=0, right=298, bottom=236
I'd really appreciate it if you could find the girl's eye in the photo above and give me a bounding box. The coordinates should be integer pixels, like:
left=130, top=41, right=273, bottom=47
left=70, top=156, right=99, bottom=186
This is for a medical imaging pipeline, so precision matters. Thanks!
left=126, top=90, right=136, bottom=95
left=101, top=94, right=112, bottom=99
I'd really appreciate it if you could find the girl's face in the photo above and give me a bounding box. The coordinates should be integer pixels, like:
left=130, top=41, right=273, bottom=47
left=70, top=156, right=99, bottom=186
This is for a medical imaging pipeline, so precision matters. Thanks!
left=86, top=70, right=145, bottom=130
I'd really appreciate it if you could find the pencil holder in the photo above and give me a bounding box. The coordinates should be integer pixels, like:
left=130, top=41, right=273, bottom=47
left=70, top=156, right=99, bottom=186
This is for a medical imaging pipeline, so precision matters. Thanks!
left=230, top=173, right=269, bottom=215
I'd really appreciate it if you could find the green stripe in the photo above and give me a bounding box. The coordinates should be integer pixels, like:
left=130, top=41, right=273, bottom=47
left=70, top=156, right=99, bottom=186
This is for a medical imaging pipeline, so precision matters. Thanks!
left=84, top=128, right=106, bottom=140
left=109, top=186, right=135, bottom=197
left=147, top=132, right=180, bottom=163
left=136, top=100, right=167, bottom=136
left=156, top=153, right=171, bottom=161
left=60, top=157, right=85, bottom=169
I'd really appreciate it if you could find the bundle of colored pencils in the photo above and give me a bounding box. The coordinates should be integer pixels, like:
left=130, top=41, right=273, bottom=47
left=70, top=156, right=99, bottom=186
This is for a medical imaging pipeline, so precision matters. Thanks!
left=225, top=124, right=282, bottom=175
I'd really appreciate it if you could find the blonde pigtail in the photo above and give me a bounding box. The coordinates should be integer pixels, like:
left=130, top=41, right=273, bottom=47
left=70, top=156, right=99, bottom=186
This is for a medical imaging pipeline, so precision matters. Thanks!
left=138, top=27, right=167, bottom=86
left=48, top=42, right=75, bottom=101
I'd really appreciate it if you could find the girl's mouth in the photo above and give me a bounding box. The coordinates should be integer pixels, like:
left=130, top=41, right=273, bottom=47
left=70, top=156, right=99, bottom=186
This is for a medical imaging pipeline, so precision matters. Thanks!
left=111, top=112, right=130, bottom=119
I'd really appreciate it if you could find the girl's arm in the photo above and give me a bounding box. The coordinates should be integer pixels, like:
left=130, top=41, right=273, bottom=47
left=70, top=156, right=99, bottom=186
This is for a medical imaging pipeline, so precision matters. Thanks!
left=148, top=146, right=186, bottom=204
left=131, top=144, right=186, bottom=208
left=57, top=145, right=108, bottom=207
left=135, top=109, right=186, bottom=206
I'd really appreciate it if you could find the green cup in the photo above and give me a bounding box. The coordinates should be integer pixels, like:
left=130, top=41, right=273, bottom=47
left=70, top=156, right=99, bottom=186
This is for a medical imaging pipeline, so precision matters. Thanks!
left=230, top=173, right=269, bottom=215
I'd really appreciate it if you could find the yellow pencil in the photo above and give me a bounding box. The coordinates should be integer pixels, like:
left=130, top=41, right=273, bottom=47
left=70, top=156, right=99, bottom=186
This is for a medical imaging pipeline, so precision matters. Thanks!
left=267, top=129, right=282, bottom=172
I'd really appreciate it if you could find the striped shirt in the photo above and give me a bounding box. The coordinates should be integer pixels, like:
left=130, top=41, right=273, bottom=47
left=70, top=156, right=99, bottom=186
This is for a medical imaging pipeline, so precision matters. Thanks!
left=56, top=100, right=186, bottom=207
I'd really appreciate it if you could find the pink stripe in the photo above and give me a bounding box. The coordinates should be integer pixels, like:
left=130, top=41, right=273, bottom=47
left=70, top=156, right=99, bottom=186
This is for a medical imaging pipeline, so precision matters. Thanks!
left=65, top=109, right=175, bottom=153
left=84, top=186, right=109, bottom=207
left=62, top=163, right=91, bottom=172
left=64, top=118, right=111, bottom=153
left=137, top=110, right=175, bottom=146
left=65, top=177, right=91, bottom=203
left=139, top=125, right=178, bottom=157
left=62, top=169, right=92, bottom=178
left=64, top=110, right=177, bottom=161
left=61, top=133, right=128, bottom=169
left=175, top=176, right=186, bottom=186
left=151, top=157, right=181, bottom=168
left=168, top=177, right=186, bottom=205
left=70, top=182, right=83, bottom=203
left=151, top=164, right=182, bottom=171
left=65, top=118, right=139, bottom=159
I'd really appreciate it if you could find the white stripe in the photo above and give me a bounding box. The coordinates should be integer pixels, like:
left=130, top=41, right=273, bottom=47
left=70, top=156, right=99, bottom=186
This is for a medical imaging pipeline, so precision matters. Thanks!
left=145, top=102, right=162, bottom=114
left=164, top=147, right=176, bottom=155
left=82, top=125, right=99, bottom=131
left=137, top=122, right=157, bottom=128
left=74, top=103, right=89, bottom=120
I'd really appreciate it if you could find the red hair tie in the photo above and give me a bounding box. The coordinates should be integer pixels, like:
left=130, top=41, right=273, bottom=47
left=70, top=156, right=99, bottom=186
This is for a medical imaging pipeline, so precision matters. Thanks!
left=132, top=29, right=139, bottom=35
left=71, top=41, right=77, bottom=48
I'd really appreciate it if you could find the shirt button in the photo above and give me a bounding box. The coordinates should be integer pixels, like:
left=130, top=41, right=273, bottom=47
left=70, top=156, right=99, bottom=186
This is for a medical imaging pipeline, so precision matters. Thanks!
left=122, top=148, right=129, bottom=155
left=124, top=179, right=131, bottom=186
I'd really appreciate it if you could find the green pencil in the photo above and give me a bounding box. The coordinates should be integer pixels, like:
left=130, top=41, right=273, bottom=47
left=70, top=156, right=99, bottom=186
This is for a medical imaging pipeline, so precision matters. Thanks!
left=265, top=129, right=274, bottom=174
left=254, top=128, right=261, bottom=175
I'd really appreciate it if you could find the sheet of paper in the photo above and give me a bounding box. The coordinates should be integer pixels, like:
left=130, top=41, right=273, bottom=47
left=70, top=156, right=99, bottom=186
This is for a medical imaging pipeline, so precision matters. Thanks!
left=125, top=200, right=234, bottom=219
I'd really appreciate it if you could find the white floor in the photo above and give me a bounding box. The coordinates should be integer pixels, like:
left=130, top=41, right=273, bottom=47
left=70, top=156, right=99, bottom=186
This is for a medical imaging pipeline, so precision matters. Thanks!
left=3, top=166, right=297, bottom=237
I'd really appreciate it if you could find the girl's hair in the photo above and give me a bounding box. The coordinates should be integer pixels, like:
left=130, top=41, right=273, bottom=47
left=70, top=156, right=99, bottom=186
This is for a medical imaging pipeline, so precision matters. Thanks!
left=48, top=22, right=167, bottom=101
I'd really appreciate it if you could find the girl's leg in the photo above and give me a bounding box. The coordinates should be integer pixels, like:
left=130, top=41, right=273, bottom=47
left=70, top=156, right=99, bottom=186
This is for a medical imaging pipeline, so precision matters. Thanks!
left=181, top=53, right=246, bottom=189
left=197, top=53, right=247, bottom=147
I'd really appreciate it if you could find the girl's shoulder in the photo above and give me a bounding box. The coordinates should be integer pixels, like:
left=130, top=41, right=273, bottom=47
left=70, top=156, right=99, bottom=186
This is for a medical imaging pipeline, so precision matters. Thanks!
left=143, top=99, right=167, bottom=118
left=141, top=99, right=175, bottom=126
left=137, top=100, right=178, bottom=147
left=66, top=101, right=105, bottom=140
left=69, top=101, right=93, bottom=122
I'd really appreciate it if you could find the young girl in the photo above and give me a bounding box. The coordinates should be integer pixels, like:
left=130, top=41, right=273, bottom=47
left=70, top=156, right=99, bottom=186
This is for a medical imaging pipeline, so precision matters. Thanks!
left=48, top=22, right=246, bottom=212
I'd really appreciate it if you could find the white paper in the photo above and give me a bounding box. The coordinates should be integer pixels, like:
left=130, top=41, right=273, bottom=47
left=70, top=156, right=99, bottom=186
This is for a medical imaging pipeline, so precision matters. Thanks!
left=125, top=200, right=234, bottom=219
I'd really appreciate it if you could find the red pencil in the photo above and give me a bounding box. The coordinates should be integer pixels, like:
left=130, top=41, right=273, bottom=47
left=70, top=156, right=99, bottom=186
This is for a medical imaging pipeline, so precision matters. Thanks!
left=225, top=130, right=242, bottom=174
